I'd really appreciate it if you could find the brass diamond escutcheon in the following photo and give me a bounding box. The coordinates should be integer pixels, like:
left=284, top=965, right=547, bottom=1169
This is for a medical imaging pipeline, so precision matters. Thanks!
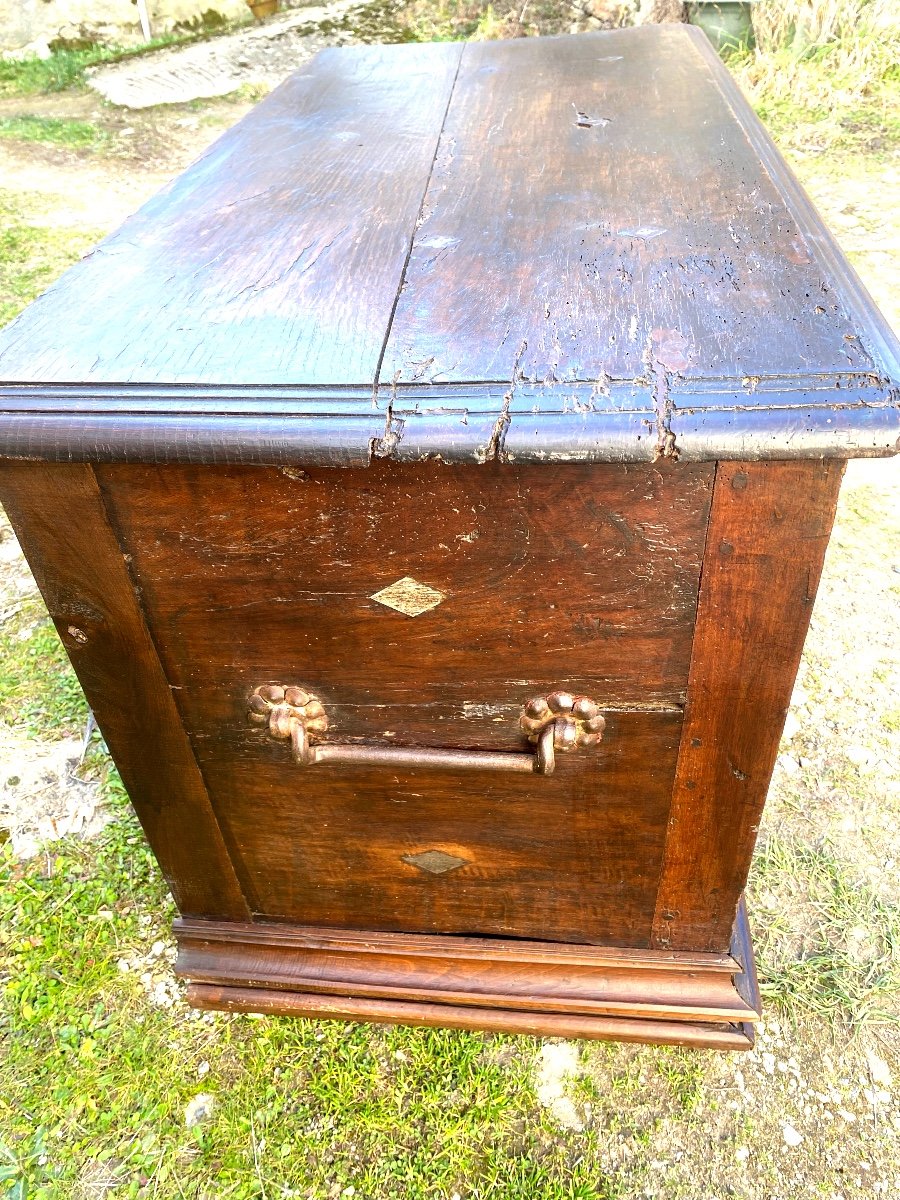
left=370, top=576, right=445, bottom=617
left=402, top=849, right=468, bottom=875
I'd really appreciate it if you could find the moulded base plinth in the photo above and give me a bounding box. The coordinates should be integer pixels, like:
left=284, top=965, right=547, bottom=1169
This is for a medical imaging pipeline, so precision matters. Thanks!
left=175, top=898, right=760, bottom=1052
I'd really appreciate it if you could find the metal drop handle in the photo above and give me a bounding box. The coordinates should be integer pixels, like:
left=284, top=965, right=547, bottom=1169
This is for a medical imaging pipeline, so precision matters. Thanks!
left=248, top=685, right=605, bottom=777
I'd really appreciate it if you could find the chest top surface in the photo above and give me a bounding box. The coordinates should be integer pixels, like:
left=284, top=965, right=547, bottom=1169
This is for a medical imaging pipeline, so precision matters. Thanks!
left=0, top=26, right=897, bottom=466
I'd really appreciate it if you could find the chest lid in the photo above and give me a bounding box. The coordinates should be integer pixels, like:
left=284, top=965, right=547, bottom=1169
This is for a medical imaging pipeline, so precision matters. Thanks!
left=0, top=26, right=897, bottom=466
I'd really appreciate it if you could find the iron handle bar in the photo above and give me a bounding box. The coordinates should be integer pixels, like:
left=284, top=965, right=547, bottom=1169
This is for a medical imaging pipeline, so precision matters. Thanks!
left=248, top=684, right=606, bottom=778
left=290, top=720, right=558, bottom=775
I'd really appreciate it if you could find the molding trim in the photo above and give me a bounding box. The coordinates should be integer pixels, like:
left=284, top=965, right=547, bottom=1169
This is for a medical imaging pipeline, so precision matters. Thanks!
left=174, top=901, right=760, bottom=1048
left=186, top=984, right=755, bottom=1049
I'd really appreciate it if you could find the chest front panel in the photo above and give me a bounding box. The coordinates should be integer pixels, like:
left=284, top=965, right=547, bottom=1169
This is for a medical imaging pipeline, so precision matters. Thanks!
left=95, top=460, right=713, bottom=946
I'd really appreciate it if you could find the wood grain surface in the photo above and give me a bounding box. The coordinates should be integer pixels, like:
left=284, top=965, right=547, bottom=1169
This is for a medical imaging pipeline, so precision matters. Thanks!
left=382, top=28, right=877, bottom=386
left=652, top=459, right=845, bottom=951
left=0, top=27, right=896, bottom=472
left=190, top=710, right=678, bottom=944
left=0, top=463, right=250, bottom=920
left=0, top=42, right=462, bottom=386
left=96, top=459, right=713, bottom=724
left=174, top=913, right=759, bottom=1023
left=92, top=460, right=714, bottom=945
left=186, top=985, right=755, bottom=1049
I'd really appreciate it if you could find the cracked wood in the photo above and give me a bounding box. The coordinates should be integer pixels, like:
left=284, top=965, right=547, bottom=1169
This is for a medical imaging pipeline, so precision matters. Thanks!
left=0, top=28, right=896, bottom=470
left=0, top=42, right=463, bottom=387
left=380, top=26, right=888, bottom=389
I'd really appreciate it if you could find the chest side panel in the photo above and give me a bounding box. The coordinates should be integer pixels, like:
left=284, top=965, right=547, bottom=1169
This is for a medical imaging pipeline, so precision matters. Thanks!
left=96, top=461, right=712, bottom=945
left=0, top=461, right=250, bottom=921
left=653, top=458, right=844, bottom=952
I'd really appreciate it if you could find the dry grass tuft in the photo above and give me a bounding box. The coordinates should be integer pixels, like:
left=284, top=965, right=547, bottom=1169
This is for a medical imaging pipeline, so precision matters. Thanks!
left=736, top=0, right=900, bottom=120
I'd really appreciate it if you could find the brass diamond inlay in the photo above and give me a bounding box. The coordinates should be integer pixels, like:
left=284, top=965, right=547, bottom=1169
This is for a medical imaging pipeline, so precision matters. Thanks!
left=370, top=576, right=445, bottom=617
left=402, top=849, right=468, bottom=875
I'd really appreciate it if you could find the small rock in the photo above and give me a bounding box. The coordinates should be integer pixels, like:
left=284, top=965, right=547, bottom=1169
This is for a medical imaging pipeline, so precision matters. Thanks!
left=845, top=744, right=874, bottom=767
left=776, top=753, right=801, bottom=778
left=185, top=1093, right=215, bottom=1128
left=781, top=1122, right=804, bottom=1147
left=197, top=1060, right=210, bottom=1079
left=534, top=1042, right=584, bottom=1131
left=782, top=711, right=801, bottom=741
left=866, top=1050, right=892, bottom=1088
left=762, top=1052, right=776, bottom=1074
left=736, top=1146, right=750, bottom=1162
left=4, top=38, right=52, bottom=61
left=790, top=684, right=809, bottom=707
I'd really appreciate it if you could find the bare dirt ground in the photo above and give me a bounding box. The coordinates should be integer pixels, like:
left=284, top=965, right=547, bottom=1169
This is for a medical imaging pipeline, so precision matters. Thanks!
left=0, top=42, right=898, bottom=1200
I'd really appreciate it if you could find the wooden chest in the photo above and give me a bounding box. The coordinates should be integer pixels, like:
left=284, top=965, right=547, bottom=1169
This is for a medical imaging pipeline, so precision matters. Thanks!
left=0, top=27, right=897, bottom=1051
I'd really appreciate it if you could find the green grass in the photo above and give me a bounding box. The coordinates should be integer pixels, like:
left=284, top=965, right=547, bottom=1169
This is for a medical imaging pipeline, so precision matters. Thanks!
left=0, top=190, right=105, bottom=329
left=0, top=115, right=109, bottom=151
left=749, top=835, right=900, bottom=1026
left=0, top=810, right=627, bottom=1198
left=734, top=0, right=900, bottom=156
left=0, top=34, right=210, bottom=98
left=0, top=617, right=89, bottom=738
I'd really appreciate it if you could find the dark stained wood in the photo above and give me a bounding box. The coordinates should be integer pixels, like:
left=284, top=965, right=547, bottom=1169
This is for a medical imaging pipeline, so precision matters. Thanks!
left=179, top=916, right=741, bottom=970
left=0, top=385, right=896, bottom=466
left=95, top=460, right=713, bottom=722
left=93, top=460, right=713, bottom=945
left=186, top=985, right=755, bottom=1050
left=191, top=710, right=678, bottom=944
left=0, top=462, right=250, bottom=921
left=381, top=26, right=891, bottom=387
left=652, top=460, right=845, bottom=952
left=175, top=903, right=759, bottom=1024
left=0, top=30, right=896, bottom=466
left=89, top=457, right=711, bottom=945
left=0, top=41, right=463, bottom=387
